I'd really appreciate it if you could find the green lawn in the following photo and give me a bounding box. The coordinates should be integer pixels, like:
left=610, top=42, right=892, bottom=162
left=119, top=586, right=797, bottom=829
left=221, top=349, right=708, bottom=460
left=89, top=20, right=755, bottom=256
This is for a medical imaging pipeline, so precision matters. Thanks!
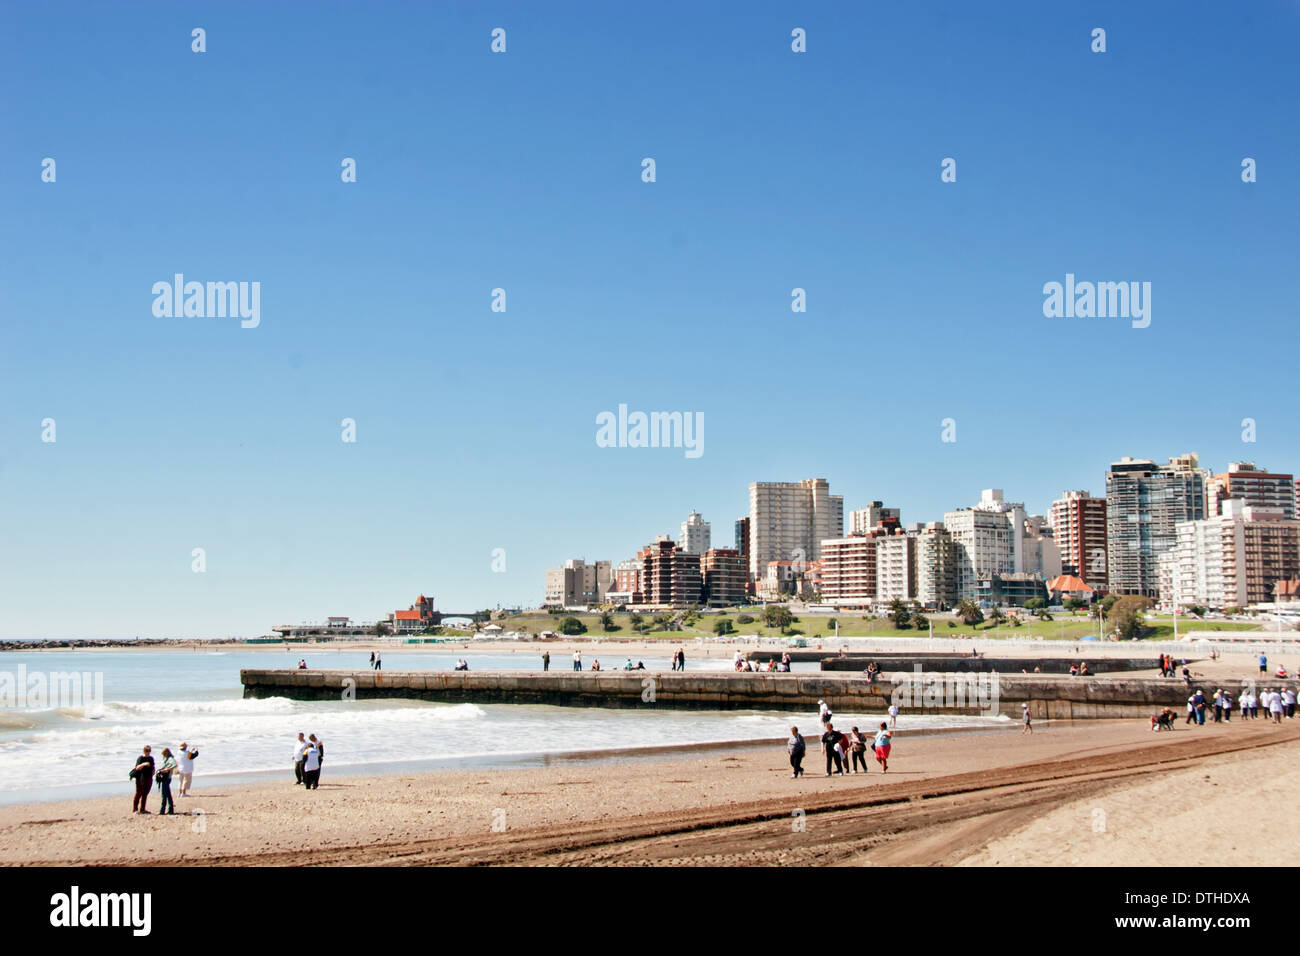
left=486, top=610, right=1276, bottom=643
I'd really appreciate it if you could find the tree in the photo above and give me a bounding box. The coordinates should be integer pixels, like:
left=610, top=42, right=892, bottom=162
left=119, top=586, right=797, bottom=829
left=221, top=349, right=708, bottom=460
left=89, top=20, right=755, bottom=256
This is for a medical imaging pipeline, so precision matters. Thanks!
left=652, top=613, right=673, bottom=631
left=957, top=600, right=984, bottom=627
left=891, top=605, right=912, bottom=629
left=629, top=612, right=646, bottom=633
left=713, top=618, right=735, bottom=635
left=372, top=622, right=390, bottom=637
left=912, top=612, right=930, bottom=631
left=1023, top=598, right=1046, bottom=611
left=558, top=616, right=587, bottom=635
left=1109, top=595, right=1153, bottom=640
left=1187, top=605, right=1206, bottom=618
left=599, top=611, right=616, bottom=632
left=826, top=618, right=837, bottom=631
left=1063, top=597, right=1085, bottom=613
left=1101, top=594, right=1120, bottom=614
left=762, top=605, right=793, bottom=634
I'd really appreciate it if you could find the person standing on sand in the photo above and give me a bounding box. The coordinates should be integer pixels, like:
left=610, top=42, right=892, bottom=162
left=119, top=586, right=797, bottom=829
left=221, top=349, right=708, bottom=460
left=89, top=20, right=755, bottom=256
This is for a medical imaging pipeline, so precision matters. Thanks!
left=157, top=748, right=177, bottom=815
left=888, top=703, right=899, bottom=728
left=787, top=726, right=806, bottom=778
left=820, top=723, right=844, bottom=776
left=1284, top=687, right=1297, bottom=718
left=849, top=726, right=869, bottom=774
left=542, top=650, right=550, bottom=672
left=301, top=740, right=321, bottom=789
left=1269, top=689, right=1284, bottom=724
left=1021, top=703, right=1033, bottom=735
left=1259, top=654, right=1267, bottom=676
left=132, top=745, right=155, bottom=813
left=873, top=722, right=892, bottom=772
left=293, top=732, right=307, bottom=785
left=310, top=734, right=324, bottom=782
left=176, top=741, right=196, bottom=796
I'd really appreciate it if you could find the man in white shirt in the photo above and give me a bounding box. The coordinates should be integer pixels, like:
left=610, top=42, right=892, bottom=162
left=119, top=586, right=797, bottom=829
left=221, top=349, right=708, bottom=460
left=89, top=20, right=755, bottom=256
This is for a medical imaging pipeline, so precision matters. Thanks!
left=573, top=650, right=582, bottom=671
left=1284, top=688, right=1297, bottom=718
left=176, top=741, right=196, bottom=796
left=293, top=732, right=307, bottom=785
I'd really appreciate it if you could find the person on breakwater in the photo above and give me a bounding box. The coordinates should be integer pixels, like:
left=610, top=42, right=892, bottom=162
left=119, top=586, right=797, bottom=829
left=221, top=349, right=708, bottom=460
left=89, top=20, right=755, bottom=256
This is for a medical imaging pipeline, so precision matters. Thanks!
left=293, top=732, right=307, bottom=785
left=370, top=651, right=375, bottom=668
left=873, top=722, right=892, bottom=772
left=573, top=650, right=582, bottom=671
left=542, top=650, right=550, bottom=671
left=131, top=745, right=155, bottom=813
left=820, top=723, right=845, bottom=776
left=375, top=652, right=382, bottom=671
left=787, top=726, right=806, bottom=778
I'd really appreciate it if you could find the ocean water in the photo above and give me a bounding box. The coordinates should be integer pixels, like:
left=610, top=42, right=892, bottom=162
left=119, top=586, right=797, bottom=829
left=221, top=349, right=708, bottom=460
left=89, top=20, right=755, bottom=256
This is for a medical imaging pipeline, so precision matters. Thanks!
left=0, top=648, right=1005, bottom=803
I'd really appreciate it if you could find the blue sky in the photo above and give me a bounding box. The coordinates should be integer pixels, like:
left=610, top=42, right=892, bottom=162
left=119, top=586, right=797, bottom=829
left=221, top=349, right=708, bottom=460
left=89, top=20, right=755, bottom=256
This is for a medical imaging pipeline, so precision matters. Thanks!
left=2, top=1, right=1298, bottom=637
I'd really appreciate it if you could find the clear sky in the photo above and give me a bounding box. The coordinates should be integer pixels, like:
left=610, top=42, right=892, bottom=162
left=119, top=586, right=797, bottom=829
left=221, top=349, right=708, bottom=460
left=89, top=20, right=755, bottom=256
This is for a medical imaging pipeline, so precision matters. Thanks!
left=2, top=1, right=1298, bottom=637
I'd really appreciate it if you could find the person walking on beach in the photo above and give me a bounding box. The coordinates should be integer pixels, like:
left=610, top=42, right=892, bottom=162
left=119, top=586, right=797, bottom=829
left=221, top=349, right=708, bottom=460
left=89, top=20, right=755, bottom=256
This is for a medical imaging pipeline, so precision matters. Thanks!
left=1284, top=687, right=1297, bottom=718
left=157, top=747, right=177, bottom=815
left=573, top=650, right=582, bottom=671
left=820, top=723, right=844, bottom=776
left=787, top=726, right=806, bottom=778
left=542, top=650, right=550, bottom=672
left=1193, top=690, right=1207, bottom=725
left=1021, top=703, right=1033, bottom=735
left=301, top=740, right=321, bottom=790
left=1269, top=689, right=1284, bottom=724
left=1259, top=654, right=1267, bottom=676
left=293, top=732, right=307, bottom=785
left=888, top=703, right=899, bottom=728
left=1185, top=695, right=1196, bottom=725
left=849, top=726, right=869, bottom=774
left=1221, top=690, right=1232, bottom=722
left=131, top=745, right=155, bottom=813
left=818, top=700, right=832, bottom=729
left=176, top=741, right=196, bottom=796
left=873, top=722, right=893, bottom=772
left=1212, top=690, right=1223, bottom=723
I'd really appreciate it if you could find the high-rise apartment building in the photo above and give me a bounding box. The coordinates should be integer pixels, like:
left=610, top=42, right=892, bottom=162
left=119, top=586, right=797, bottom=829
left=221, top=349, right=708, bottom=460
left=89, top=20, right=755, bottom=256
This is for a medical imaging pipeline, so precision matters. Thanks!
left=917, top=522, right=958, bottom=609
left=1159, top=501, right=1300, bottom=609
left=639, top=535, right=702, bottom=607
left=679, top=510, right=711, bottom=554
left=701, top=548, right=746, bottom=607
left=1022, top=514, right=1063, bottom=579
left=944, top=490, right=1028, bottom=602
left=1049, top=490, right=1109, bottom=588
left=747, top=478, right=843, bottom=581
left=1106, top=454, right=1208, bottom=597
left=543, top=559, right=613, bottom=607
left=849, top=502, right=901, bottom=535
left=875, top=531, right=919, bottom=603
left=1206, top=462, right=1296, bottom=519
left=819, top=535, right=878, bottom=606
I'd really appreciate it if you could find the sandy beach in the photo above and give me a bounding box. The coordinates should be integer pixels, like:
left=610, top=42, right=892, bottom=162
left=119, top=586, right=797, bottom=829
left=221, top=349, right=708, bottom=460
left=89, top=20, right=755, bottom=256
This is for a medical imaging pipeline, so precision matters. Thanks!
left=3, top=715, right=1297, bottom=866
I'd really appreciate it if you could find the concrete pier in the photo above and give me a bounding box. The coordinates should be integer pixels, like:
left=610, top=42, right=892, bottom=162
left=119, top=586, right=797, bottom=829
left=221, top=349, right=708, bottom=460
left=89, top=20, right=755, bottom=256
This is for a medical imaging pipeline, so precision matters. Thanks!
left=240, top=668, right=1291, bottom=719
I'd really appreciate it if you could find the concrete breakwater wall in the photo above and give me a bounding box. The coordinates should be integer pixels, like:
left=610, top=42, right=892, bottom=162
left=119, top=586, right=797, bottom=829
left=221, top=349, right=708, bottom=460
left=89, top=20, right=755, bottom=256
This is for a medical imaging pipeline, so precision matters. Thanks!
left=241, top=669, right=1292, bottom=719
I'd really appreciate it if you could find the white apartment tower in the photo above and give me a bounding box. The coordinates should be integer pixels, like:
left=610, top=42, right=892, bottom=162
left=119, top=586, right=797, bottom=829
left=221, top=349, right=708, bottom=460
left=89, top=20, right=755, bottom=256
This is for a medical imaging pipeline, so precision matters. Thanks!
left=748, top=478, right=843, bottom=581
left=943, top=489, right=1028, bottom=602
left=679, top=510, right=711, bottom=554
